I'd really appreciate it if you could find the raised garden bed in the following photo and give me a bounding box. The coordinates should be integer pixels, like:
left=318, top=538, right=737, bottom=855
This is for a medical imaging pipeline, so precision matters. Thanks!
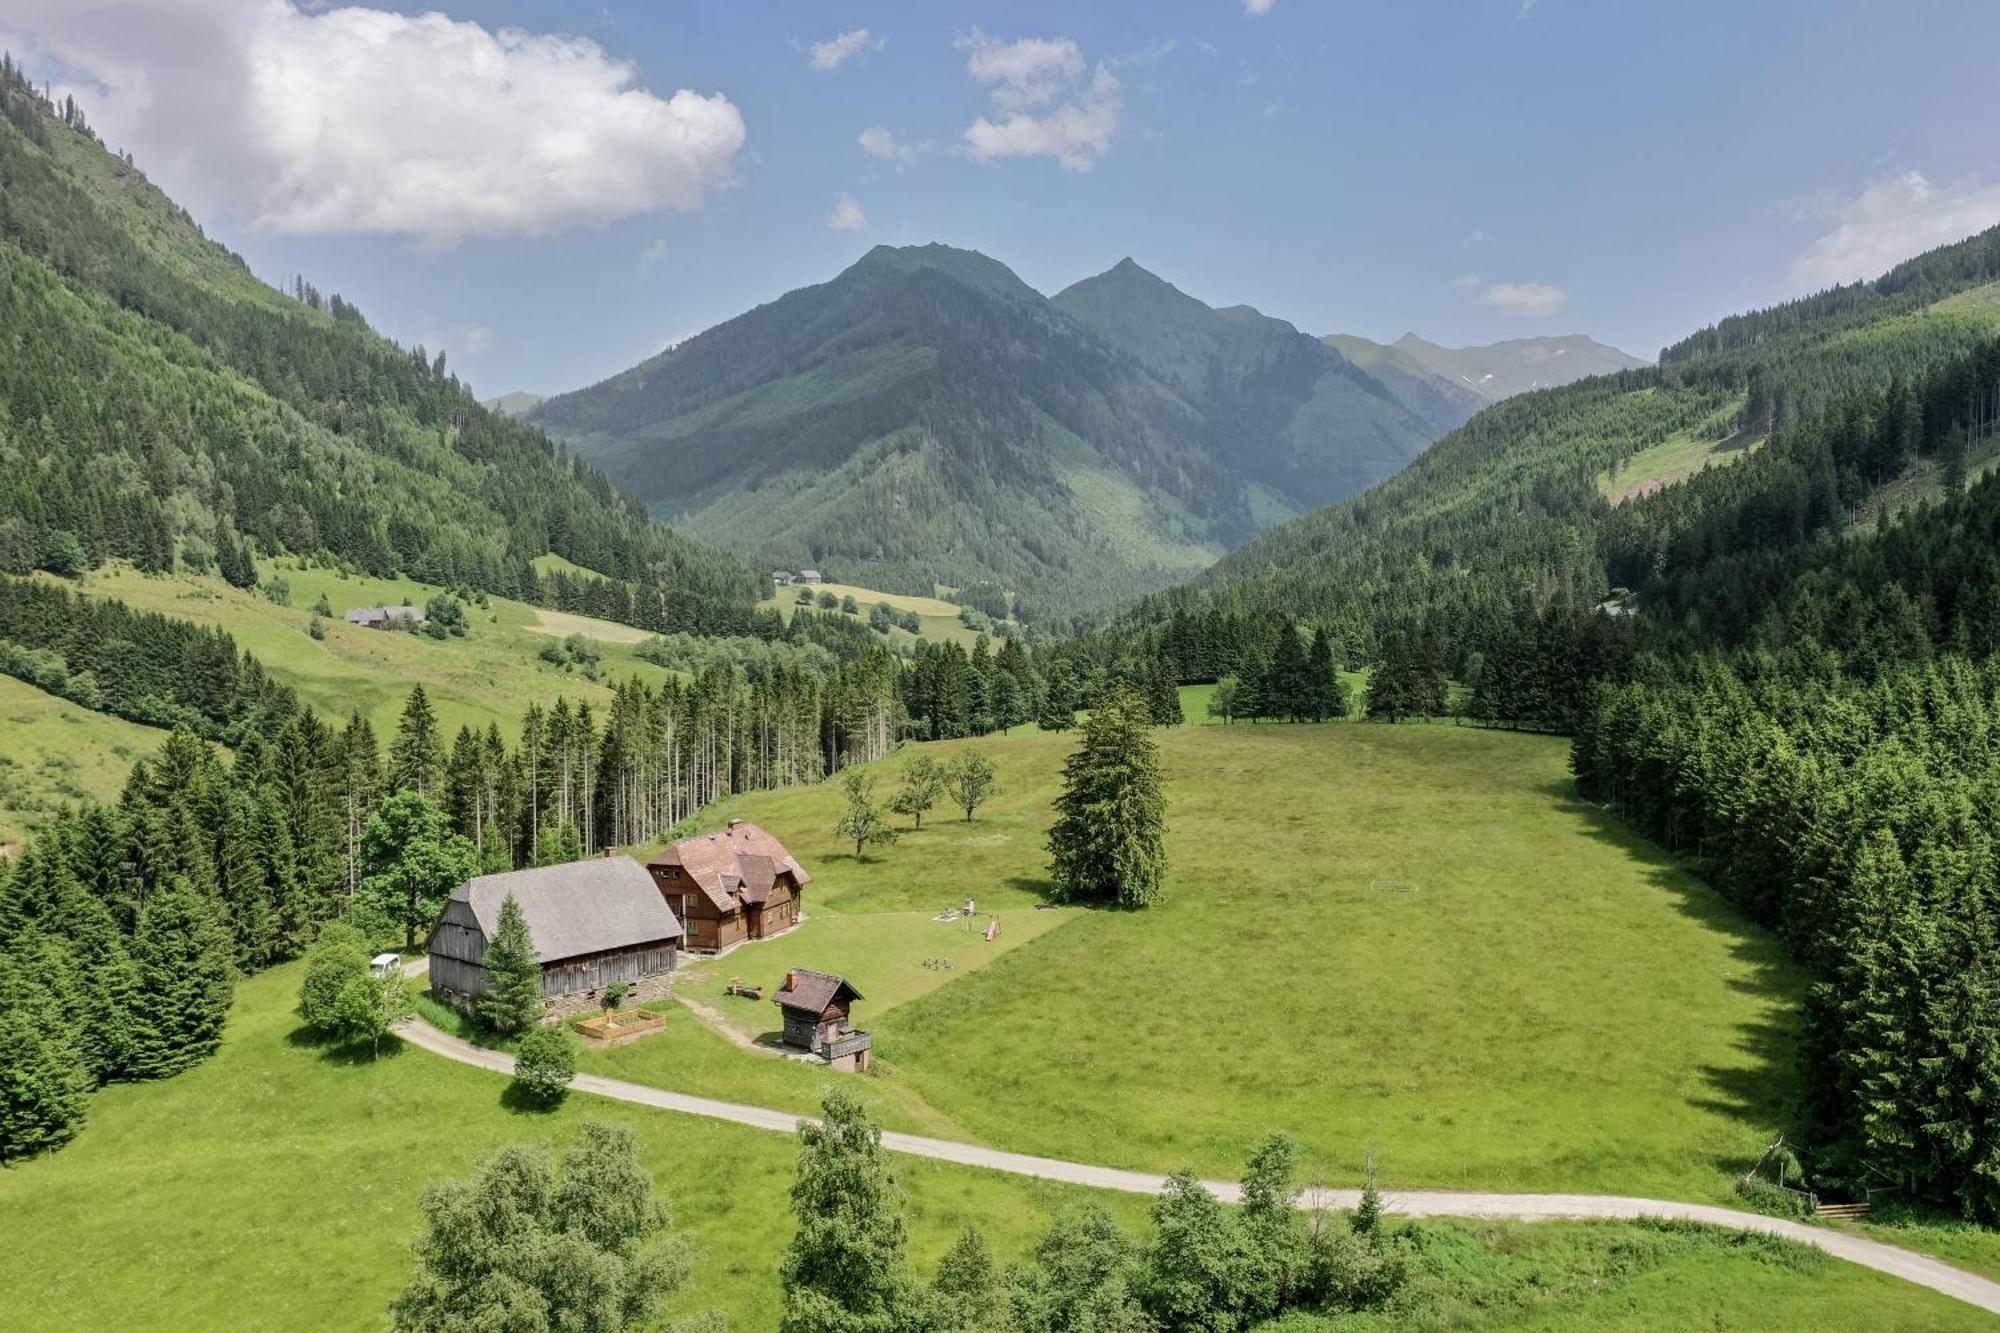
left=573, top=1008, right=667, bottom=1043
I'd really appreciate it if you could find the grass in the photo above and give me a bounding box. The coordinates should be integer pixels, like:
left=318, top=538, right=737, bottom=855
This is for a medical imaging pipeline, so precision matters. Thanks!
left=0, top=960, right=1986, bottom=1330
left=0, top=961, right=1153, bottom=1332
left=1598, top=395, right=1756, bottom=504
left=757, top=579, right=992, bottom=649
left=0, top=674, right=169, bottom=847
left=65, top=559, right=677, bottom=744
left=666, top=724, right=1808, bottom=1205
left=1178, top=676, right=1370, bottom=725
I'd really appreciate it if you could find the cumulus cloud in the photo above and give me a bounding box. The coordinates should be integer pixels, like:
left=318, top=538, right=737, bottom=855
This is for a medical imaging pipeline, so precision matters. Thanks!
left=858, top=127, right=926, bottom=169
left=3, top=0, right=745, bottom=248
left=826, top=192, right=867, bottom=231
left=1477, top=281, right=1568, bottom=318
left=1791, top=172, right=2000, bottom=289
left=959, top=30, right=1089, bottom=110
left=1244, top=0, right=1277, bottom=14
left=808, top=28, right=879, bottom=72
left=958, top=30, right=1120, bottom=171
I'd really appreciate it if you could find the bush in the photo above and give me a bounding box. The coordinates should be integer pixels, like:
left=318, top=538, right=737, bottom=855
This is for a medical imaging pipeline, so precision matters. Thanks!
left=512, top=1027, right=576, bottom=1105
left=1734, top=1176, right=1817, bottom=1219
left=299, top=921, right=370, bottom=1031
left=262, top=578, right=291, bottom=606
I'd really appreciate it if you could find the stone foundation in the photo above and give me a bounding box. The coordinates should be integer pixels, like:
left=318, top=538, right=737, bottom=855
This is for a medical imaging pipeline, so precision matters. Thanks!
left=429, top=971, right=674, bottom=1027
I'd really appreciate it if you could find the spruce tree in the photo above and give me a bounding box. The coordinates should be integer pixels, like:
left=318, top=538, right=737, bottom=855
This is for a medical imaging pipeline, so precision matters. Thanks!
left=1047, top=688, right=1167, bottom=909
left=0, top=994, right=92, bottom=1161
left=477, top=895, right=544, bottom=1036
left=1037, top=662, right=1078, bottom=731
left=128, top=878, right=235, bottom=1078
left=388, top=686, right=444, bottom=797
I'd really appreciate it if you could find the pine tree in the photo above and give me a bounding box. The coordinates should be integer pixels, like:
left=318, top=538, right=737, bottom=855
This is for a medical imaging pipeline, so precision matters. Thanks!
left=128, top=878, right=235, bottom=1078
left=477, top=895, right=544, bottom=1037
left=1037, top=661, right=1078, bottom=732
left=388, top=686, right=444, bottom=797
left=0, top=986, right=92, bottom=1161
left=1047, top=688, right=1167, bottom=909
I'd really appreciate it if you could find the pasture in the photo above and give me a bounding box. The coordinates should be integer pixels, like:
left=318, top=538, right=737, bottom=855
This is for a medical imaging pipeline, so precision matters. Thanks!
left=675, top=722, right=1808, bottom=1204
left=70, top=560, right=675, bottom=743
left=0, top=674, right=168, bottom=846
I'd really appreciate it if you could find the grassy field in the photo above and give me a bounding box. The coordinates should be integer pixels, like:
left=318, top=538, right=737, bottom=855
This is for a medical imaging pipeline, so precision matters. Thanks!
left=0, top=951, right=1987, bottom=1329
left=67, top=559, right=676, bottom=743
left=0, top=675, right=169, bottom=847
left=758, top=579, right=991, bottom=649
left=651, top=723, right=1808, bottom=1205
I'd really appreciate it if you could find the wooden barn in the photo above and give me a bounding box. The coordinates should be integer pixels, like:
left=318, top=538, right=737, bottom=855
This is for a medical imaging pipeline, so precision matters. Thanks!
left=426, top=856, right=683, bottom=1014
left=647, top=819, right=810, bottom=953
left=773, top=968, right=871, bottom=1070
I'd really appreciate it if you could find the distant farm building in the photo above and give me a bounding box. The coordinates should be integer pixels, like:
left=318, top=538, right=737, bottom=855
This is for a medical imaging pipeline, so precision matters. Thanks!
left=648, top=819, right=809, bottom=953
left=774, top=968, right=871, bottom=1070
left=771, top=570, right=795, bottom=586
left=345, top=605, right=426, bottom=629
left=426, top=856, right=683, bottom=1019
left=796, top=569, right=824, bottom=585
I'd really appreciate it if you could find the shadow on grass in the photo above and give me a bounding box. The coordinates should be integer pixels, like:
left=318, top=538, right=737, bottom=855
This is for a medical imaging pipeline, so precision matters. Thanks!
left=285, top=1023, right=409, bottom=1067
left=1542, top=778, right=1808, bottom=1144
left=499, top=1082, right=565, bottom=1115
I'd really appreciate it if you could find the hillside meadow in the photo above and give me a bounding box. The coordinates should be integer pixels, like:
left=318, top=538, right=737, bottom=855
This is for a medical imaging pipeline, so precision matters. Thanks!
left=655, top=720, right=1807, bottom=1205
left=65, top=559, right=678, bottom=741
left=0, top=673, right=168, bottom=846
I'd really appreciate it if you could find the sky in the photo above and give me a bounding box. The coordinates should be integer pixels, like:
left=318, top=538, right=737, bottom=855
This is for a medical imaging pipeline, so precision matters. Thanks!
left=8, top=0, right=2000, bottom=399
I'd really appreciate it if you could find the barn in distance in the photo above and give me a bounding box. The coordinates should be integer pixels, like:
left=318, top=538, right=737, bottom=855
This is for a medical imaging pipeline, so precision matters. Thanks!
left=426, top=856, right=683, bottom=1021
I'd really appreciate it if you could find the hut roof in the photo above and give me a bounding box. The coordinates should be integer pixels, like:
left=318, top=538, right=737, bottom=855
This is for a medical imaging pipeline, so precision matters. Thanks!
left=450, top=857, right=681, bottom=964
left=774, top=968, right=861, bottom=1014
left=650, top=821, right=810, bottom=913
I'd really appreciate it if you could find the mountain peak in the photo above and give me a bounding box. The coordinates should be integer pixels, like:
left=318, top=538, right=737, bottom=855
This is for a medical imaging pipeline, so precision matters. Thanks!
left=846, top=242, right=1039, bottom=301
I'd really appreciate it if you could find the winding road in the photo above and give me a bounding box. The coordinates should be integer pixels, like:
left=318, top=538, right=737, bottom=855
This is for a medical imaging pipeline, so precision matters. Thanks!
left=395, top=1014, right=2000, bottom=1316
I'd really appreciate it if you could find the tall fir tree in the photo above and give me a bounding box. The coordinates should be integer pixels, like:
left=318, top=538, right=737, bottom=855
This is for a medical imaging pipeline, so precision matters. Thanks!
left=477, top=895, right=543, bottom=1036
left=1047, top=688, right=1167, bottom=909
left=388, top=686, right=444, bottom=798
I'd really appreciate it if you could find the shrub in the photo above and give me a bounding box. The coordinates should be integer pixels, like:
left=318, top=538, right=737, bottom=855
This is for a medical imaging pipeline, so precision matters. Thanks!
left=1734, top=1176, right=1817, bottom=1219
left=512, top=1028, right=576, bottom=1105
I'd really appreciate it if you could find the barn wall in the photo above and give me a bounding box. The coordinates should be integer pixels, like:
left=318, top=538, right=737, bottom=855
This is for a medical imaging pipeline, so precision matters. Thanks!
left=539, top=941, right=679, bottom=997
left=428, top=900, right=487, bottom=965
left=429, top=952, right=488, bottom=997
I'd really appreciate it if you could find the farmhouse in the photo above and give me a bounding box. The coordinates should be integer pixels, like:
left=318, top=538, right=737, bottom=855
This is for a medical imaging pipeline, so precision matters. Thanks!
left=647, top=819, right=809, bottom=953
left=796, top=569, right=824, bottom=585
left=426, top=856, right=683, bottom=1019
left=345, top=605, right=426, bottom=629
left=774, top=968, right=871, bottom=1070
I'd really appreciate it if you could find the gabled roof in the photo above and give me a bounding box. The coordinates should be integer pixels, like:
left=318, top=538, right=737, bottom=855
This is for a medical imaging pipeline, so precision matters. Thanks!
left=649, top=821, right=810, bottom=914
left=447, top=856, right=681, bottom=964
left=345, top=605, right=426, bottom=625
left=774, top=968, right=861, bottom=1015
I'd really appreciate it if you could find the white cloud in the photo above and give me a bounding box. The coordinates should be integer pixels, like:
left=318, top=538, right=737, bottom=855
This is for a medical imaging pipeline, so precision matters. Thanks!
left=958, top=31, right=1121, bottom=171
left=1477, top=281, right=1568, bottom=318
left=1452, top=274, right=1483, bottom=291
left=1261, top=101, right=1280, bottom=119
left=1791, top=172, right=2000, bottom=290
left=4, top=0, right=745, bottom=249
left=959, top=29, right=1087, bottom=110
left=826, top=192, right=867, bottom=231
left=637, top=237, right=669, bottom=278
left=858, top=127, right=926, bottom=169
left=1243, top=0, right=1277, bottom=15
left=808, top=28, right=878, bottom=72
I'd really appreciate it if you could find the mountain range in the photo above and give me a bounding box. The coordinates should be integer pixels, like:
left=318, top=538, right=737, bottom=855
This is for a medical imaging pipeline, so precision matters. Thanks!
left=533, top=245, right=1640, bottom=619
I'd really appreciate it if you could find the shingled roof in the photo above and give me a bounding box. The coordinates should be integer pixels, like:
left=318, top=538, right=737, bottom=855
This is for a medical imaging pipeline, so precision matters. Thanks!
left=649, top=821, right=811, bottom=914
left=451, top=856, right=682, bottom=963
left=774, top=968, right=861, bottom=1015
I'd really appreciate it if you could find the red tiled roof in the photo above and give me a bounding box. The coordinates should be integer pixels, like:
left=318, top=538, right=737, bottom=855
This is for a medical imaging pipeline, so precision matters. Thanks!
left=649, top=821, right=810, bottom=914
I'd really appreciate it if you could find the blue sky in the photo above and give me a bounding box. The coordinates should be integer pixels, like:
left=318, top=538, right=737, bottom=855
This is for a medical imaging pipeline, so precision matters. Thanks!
left=12, top=0, right=2000, bottom=398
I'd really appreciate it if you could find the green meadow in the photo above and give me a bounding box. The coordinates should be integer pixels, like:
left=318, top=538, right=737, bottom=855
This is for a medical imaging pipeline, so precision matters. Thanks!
left=0, top=673, right=169, bottom=847
left=69, top=559, right=677, bottom=742
left=654, top=722, right=1807, bottom=1205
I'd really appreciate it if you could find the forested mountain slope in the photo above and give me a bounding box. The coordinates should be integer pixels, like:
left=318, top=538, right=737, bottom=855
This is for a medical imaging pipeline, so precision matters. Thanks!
left=535, top=246, right=1441, bottom=622
left=1118, top=223, right=2000, bottom=664
left=0, top=60, right=756, bottom=621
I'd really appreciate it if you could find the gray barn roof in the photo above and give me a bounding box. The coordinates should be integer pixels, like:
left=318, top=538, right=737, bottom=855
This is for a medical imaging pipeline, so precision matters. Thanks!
left=452, top=857, right=682, bottom=963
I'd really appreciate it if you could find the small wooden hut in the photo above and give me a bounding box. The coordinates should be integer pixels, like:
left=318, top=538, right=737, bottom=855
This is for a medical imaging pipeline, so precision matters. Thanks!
left=773, top=968, right=871, bottom=1070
